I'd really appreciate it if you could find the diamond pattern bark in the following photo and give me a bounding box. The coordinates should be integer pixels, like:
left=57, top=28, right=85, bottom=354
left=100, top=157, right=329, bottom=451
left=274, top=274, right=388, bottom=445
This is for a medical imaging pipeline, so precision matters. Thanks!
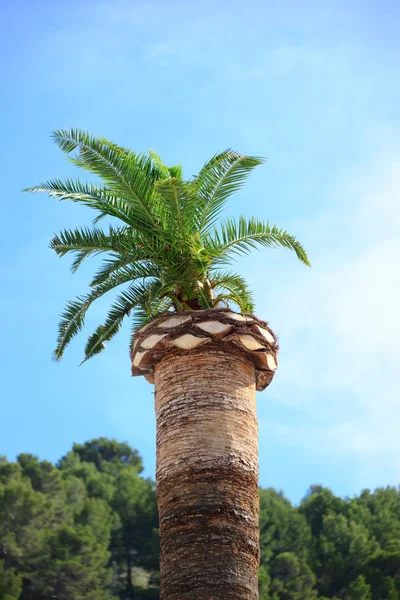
left=131, top=308, right=278, bottom=392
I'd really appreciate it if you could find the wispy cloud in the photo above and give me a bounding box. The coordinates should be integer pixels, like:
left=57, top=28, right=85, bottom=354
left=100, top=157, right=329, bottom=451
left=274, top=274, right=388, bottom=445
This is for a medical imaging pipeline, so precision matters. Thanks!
left=255, top=133, right=400, bottom=487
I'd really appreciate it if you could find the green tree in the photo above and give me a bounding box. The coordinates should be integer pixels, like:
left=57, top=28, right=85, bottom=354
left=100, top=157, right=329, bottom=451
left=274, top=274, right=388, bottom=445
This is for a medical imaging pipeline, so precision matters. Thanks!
left=0, top=560, right=22, bottom=600
left=4, top=441, right=400, bottom=599
left=344, top=575, right=372, bottom=600
left=258, top=564, right=271, bottom=600
left=357, top=488, right=400, bottom=552
left=365, top=550, right=400, bottom=599
left=0, top=451, right=118, bottom=600
left=0, top=461, right=52, bottom=581
left=299, top=485, right=346, bottom=538
left=58, top=439, right=158, bottom=599
left=69, top=438, right=143, bottom=475
left=57, top=439, right=160, bottom=599
left=17, top=453, right=63, bottom=497
left=26, top=130, right=309, bottom=598
left=269, top=552, right=317, bottom=600
left=111, top=468, right=159, bottom=598
left=259, top=488, right=312, bottom=564
left=33, top=522, right=113, bottom=600
left=59, top=451, right=116, bottom=503
left=317, top=513, right=378, bottom=597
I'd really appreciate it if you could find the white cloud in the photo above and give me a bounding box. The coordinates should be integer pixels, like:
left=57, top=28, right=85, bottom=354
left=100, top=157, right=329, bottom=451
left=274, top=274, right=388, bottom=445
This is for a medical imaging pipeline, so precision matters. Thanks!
left=255, top=139, right=400, bottom=483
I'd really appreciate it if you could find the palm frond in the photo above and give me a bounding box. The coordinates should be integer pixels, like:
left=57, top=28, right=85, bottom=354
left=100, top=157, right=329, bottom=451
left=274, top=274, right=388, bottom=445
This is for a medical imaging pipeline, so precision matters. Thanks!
left=51, top=127, right=86, bottom=153
left=53, top=264, right=157, bottom=360
left=155, top=178, right=200, bottom=238
left=194, top=151, right=264, bottom=232
left=24, top=179, right=134, bottom=226
left=148, top=149, right=183, bottom=180
left=88, top=236, right=168, bottom=285
left=148, top=150, right=171, bottom=179
left=53, top=295, right=93, bottom=362
left=209, top=216, right=311, bottom=266
left=82, top=279, right=164, bottom=363
left=93, top=261, right=160, bottom=288
left=70, top=250, right=94, bottom=273
left=169, top=164, right=183, bottom=179
left=50, top=226, right=130, bottom=272
left=210, top=270, right=255, bottom=312
left=51, top=129, right=163, bottom=236
left=90, top=255, right=133, bottom=286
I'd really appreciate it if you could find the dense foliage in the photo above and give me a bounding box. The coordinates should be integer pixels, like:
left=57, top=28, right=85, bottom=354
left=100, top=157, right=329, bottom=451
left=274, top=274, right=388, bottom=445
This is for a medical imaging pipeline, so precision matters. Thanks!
left=1, top=439, right=399, bottom=599
left=25, top=130, right=309, bottom=363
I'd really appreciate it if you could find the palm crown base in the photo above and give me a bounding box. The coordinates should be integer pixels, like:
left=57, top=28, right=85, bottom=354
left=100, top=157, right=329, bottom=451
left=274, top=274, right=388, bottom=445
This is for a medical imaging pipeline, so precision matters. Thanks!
left=131, top=308, right=278, bottom=391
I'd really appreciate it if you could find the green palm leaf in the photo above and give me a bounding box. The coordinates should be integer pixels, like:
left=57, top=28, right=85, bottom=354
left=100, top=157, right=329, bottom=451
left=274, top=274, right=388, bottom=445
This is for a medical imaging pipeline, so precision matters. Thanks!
left=26, top=130, right=310, bottom=363
left=195, top=151, right=264, bottom=233
left=209, top=216, right=311, bottom=266
left=210, top=270, right=255, bottom=313
left=148, top=149, right=183, bottom=180
left=52, top=129, right=163, bottom=236
left=155, top=178, right=200, bottom=238
left=82, top=279, right=164, bottom=363
left=50, top=226, right=130, bottom=271
left=90, top=255, right=139, bottom=287
left=54, top=265, right=159, bottom=361
left=24, top=179, right=134, bottom=226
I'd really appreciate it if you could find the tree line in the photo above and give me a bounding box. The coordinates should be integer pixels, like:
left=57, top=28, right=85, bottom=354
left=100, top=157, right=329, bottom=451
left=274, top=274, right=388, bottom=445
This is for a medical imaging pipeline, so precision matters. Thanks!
left=0, top=438, right=399, bottom=599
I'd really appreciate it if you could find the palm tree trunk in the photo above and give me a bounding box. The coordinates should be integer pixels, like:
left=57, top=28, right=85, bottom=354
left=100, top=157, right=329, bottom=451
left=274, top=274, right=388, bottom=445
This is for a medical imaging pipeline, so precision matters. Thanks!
left=154, top=345, right=259, bottom=599
left=132, top=309, right=277, bottom=598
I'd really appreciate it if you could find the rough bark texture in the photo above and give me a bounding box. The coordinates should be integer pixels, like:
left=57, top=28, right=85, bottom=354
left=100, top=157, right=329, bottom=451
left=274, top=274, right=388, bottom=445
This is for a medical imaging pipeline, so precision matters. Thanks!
left=154, top=346, right=259, bottom=600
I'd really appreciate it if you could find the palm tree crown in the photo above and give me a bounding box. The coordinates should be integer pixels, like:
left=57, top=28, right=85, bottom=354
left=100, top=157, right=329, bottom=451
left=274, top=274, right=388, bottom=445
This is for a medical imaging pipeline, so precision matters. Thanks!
left=25, top=129, right=310, bottom=363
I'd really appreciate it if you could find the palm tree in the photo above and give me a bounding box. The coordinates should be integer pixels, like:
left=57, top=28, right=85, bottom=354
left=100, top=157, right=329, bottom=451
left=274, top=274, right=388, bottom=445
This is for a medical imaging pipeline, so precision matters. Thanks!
left=25, top=129, right=310, bottom=600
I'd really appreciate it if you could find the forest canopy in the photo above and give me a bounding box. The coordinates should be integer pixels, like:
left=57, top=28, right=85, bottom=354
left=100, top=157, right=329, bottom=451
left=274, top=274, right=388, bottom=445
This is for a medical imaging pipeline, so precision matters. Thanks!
left=1, top=438, right=399, bottom=600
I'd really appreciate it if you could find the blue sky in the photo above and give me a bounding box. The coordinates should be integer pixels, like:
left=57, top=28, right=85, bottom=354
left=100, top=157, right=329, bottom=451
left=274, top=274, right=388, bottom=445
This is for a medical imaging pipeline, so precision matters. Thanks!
left=1, top=0, right=399, bottom=504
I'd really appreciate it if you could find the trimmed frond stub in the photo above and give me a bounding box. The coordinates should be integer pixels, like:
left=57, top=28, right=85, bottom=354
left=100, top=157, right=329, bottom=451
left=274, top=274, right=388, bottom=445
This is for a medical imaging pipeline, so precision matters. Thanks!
left=130, top=308, right=278, bottom=392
